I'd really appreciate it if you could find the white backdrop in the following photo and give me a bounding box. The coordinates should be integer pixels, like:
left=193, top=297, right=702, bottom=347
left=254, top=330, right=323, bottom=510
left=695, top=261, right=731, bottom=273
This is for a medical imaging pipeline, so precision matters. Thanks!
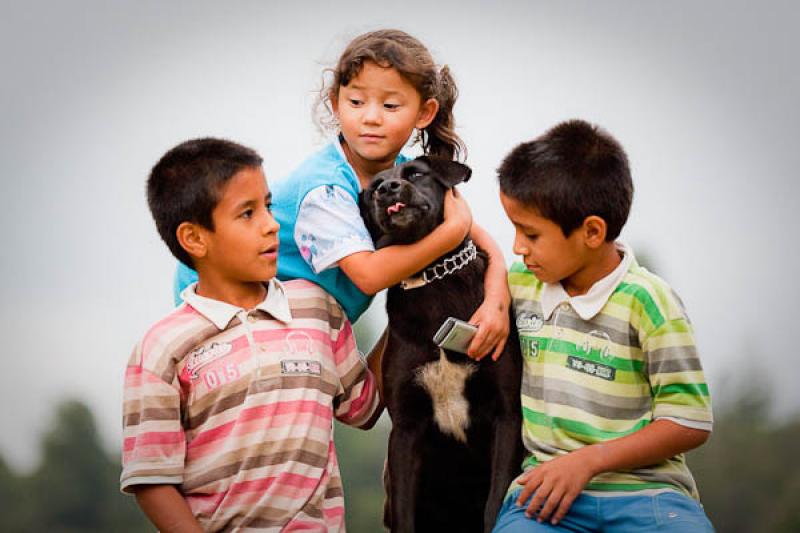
left=1, top=0, right=798, bottom=470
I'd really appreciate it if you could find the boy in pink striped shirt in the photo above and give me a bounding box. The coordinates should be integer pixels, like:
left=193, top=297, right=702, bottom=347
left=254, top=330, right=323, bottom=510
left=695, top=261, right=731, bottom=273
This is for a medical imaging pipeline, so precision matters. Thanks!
left=121, top=138, right=381, bottom=532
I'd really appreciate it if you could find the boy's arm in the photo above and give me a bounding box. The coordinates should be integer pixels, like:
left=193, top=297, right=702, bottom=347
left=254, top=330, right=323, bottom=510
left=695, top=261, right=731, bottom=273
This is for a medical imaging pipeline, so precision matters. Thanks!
left=338, top=189, right=471, bottom=295
left=465, top=223, right=511, bottom=361
left=517, top=419, right=709, bottom=525
left=133, top=484, right=203, bottom=533
left=331, top=317, right=383, bottom=429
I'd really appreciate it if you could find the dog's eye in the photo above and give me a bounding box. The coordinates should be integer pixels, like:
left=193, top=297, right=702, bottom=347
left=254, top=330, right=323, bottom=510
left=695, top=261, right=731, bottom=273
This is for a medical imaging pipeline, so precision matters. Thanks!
left=407, top=171, right=424, bottom=181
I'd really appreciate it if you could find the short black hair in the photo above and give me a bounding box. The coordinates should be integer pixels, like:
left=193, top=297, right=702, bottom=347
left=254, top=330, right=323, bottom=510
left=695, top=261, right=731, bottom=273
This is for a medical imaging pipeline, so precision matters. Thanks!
left=497, top=119, right=633, bottom=240
left=146, top=137, right=263, bottom=267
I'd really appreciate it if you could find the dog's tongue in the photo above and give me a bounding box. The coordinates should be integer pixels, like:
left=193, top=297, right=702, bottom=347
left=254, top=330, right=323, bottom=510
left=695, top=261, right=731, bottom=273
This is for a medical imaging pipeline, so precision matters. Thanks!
left=387, top=202, right=406, bottom=215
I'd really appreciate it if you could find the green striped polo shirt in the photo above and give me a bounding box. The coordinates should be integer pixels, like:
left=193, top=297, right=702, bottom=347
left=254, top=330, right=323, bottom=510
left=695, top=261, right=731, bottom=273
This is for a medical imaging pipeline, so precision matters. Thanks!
left=509, top=247, right=712, bottom=499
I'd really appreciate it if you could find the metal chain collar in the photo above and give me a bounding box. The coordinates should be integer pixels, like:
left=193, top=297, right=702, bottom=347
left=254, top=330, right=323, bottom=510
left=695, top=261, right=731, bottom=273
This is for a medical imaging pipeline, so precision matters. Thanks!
left=400, top=240, right=478, bottom=290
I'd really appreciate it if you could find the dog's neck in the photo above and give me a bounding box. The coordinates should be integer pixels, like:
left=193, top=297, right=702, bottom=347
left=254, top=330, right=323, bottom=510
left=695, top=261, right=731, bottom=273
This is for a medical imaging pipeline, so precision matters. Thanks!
left=400, top=239, right=478, bottom=291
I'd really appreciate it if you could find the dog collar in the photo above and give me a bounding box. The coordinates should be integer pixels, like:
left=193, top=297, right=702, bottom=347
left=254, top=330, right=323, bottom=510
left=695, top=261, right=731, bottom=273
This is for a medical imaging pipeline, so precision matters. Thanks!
left=400, top=240, right=478, bottom=290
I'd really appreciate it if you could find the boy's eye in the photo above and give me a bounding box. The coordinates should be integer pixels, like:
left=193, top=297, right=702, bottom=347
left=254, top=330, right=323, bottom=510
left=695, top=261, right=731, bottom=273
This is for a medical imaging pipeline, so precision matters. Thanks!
left=241, top=209, right=254, bottom=219
left=265, top=202, right=273, bottom=212
left=384, top=103, right=400, bottom=110
left=349, top=98, right=363, bottom=106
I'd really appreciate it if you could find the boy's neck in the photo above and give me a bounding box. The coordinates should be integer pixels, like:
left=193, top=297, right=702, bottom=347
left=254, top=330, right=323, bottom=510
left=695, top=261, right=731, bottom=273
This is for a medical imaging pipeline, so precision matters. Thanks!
left=561, top=242, right=623, bottom=297
left=194, top=269, right=268, bottom=310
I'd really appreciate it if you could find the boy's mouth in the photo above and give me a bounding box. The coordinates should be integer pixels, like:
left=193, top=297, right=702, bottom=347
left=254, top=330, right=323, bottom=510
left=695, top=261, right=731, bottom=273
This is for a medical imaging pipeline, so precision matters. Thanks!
left=260, top=244, right=278, bottom=255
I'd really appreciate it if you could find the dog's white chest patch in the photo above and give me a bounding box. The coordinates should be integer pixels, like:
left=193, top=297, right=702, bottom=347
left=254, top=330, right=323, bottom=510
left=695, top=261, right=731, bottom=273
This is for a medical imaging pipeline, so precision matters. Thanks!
left=415, top=348, right=477, bottom=443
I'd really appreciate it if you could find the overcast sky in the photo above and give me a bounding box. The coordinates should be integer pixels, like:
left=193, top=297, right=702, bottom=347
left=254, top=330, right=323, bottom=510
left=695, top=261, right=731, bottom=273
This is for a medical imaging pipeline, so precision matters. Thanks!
left=1, top=0, right=798, bottom=470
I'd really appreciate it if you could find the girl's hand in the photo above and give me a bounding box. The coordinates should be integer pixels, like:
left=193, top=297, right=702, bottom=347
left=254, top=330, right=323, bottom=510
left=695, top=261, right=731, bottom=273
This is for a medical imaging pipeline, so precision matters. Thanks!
left=442, top=188, right=472, bottom=242
left=515, top=450, right=596, bottom=526
left=466, top=297, right=510, bottom=361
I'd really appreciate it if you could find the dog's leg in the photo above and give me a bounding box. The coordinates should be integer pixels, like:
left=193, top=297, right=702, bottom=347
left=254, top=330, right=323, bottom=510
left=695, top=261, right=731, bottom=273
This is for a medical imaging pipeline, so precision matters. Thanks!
left=387, top=423, right=427, bottom=533
left=382, top=457, right=392, bottom=530
left=483, top=413, right=524, bottom=533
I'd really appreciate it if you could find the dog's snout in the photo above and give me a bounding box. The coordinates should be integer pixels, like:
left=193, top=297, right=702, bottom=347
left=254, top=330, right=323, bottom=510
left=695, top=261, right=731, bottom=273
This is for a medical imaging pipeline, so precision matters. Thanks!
left=377, top=178, right=403, bottom=196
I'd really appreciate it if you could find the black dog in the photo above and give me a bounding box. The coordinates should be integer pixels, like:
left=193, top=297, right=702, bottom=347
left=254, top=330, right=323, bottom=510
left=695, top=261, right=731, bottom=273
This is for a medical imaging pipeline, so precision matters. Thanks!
left=360, top=156, right=524, bottom=533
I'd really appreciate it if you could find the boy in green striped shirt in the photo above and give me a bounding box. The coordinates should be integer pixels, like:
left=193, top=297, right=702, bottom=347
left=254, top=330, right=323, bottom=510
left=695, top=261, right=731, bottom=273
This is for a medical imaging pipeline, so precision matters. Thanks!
left=492, top=120, right=714, bottom=532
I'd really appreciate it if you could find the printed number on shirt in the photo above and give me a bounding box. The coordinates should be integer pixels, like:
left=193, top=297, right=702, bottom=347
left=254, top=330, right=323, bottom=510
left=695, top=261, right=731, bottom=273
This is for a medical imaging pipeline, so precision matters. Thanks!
left=203, top=363, right=240, bottom=390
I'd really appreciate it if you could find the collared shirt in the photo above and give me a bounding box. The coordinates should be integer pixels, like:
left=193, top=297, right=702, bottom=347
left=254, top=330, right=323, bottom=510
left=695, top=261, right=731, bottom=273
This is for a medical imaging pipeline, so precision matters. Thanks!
left=121, top=279, right=379, bottom=531
left=270, top=140, right=410, bottom=322
left=509, top=243, right=712, bottom=499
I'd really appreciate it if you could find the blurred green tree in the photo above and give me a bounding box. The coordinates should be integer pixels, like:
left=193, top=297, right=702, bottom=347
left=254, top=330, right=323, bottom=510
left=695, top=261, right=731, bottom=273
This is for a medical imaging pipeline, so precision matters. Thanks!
left=0, top=455, right=35, bottom=532
left=688, top=379, right=800, bottom=532
left=0, top=384, right=798, bottom=531
left=0, top=399, right=148, bottom=532
left=334, top=416, right=391, bottom=533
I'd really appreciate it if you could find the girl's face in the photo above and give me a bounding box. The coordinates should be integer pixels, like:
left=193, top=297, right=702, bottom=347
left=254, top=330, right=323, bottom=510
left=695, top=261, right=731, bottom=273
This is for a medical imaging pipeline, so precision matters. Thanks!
left=333, top=61, right=438, bottom=179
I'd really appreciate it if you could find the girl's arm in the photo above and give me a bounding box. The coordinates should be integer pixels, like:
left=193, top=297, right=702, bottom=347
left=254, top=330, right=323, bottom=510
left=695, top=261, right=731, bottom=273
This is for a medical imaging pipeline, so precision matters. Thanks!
left=133, top=484, right=203, bottom=533
left=338, top=189, right=472, bottom=295
left=466, top=223, right=511, bottom=361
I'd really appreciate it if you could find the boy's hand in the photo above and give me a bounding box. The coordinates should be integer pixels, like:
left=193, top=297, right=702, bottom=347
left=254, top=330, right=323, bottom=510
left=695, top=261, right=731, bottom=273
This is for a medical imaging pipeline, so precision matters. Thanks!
left=467, top=297, right=509, bottom=360
left=442, top=188, right=472, bottom=241
left=516, top=450, right=596, bottom=525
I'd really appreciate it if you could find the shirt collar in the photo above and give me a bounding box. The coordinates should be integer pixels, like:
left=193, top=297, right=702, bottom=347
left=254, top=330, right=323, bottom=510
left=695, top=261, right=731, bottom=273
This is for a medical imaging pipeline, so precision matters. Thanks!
left=180, top=278, right=293, bottom=329
left=540, top=241, right=634, bottom=321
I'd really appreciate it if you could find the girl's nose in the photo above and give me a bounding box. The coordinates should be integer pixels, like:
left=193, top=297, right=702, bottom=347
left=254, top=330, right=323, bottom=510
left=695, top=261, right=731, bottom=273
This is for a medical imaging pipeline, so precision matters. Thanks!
left=362, top=103, right=382, bottom=124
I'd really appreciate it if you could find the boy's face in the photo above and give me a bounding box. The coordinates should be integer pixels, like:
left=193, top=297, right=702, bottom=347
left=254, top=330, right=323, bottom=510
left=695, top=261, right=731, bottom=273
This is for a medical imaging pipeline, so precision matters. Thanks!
left=500, top=192, right=589, bottom=286
left=201, top=166, right=279, bottom=285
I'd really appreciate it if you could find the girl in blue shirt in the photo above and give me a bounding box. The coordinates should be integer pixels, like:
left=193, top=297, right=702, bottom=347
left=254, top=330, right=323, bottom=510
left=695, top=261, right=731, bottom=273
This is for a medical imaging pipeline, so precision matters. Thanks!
left=177, top=29, right=509, bottom=360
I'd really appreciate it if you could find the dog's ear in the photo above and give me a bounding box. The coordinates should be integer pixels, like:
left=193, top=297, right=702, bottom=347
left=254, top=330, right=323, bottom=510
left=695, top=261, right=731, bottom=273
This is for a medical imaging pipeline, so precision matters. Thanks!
left=417, top=156, right=471, bottom=188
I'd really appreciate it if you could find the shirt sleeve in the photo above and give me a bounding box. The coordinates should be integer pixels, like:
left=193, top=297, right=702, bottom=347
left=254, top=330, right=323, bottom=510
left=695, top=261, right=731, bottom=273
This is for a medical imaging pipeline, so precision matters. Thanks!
left=331, top=319, right=380, bottom=427
left=120, top=342, right=186, bottom=493
left=294, top=185, right=374, bottom=273
left=642, top=293, right=713, bottom=432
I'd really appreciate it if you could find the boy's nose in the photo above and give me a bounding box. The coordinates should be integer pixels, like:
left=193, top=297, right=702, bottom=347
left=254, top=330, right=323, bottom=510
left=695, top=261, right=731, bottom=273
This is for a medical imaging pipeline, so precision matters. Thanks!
left=262, top=214, right=279, bottom=234
left=512, top=234, right=528, bottom=256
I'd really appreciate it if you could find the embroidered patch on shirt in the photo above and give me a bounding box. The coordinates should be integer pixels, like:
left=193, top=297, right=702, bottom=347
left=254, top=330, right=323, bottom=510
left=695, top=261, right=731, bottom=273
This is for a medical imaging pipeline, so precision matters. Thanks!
left=516, top=311, right=544, bottom=333
left=186, top=342, right=233, bottom=378
left=281, top=360, right=322, bottom=376
left=566, top=356, right=616, bottom=381
left=520, top=336, right=539, bottom=359
left=578, top=330, right=613, bottom=361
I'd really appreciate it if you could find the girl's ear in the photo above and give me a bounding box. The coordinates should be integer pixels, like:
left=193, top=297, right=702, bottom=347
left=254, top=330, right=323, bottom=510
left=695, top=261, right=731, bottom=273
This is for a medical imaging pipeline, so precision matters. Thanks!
left=415, top=97, right=439, bottom=130
left=582, top=216, right=608, bottom=248
left=177, top=222, right=208, bottom=260
left=329, top=89, right=340, bottom=116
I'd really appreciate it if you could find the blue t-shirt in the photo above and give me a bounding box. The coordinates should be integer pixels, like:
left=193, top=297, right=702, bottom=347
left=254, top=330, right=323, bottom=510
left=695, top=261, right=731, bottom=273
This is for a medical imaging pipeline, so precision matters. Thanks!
left=173, top=141, right=409, bottom=322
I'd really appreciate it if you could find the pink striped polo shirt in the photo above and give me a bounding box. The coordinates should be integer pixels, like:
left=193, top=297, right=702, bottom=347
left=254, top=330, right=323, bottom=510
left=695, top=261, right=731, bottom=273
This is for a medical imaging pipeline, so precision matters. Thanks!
left=121, top=279, right=379, bottom=531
